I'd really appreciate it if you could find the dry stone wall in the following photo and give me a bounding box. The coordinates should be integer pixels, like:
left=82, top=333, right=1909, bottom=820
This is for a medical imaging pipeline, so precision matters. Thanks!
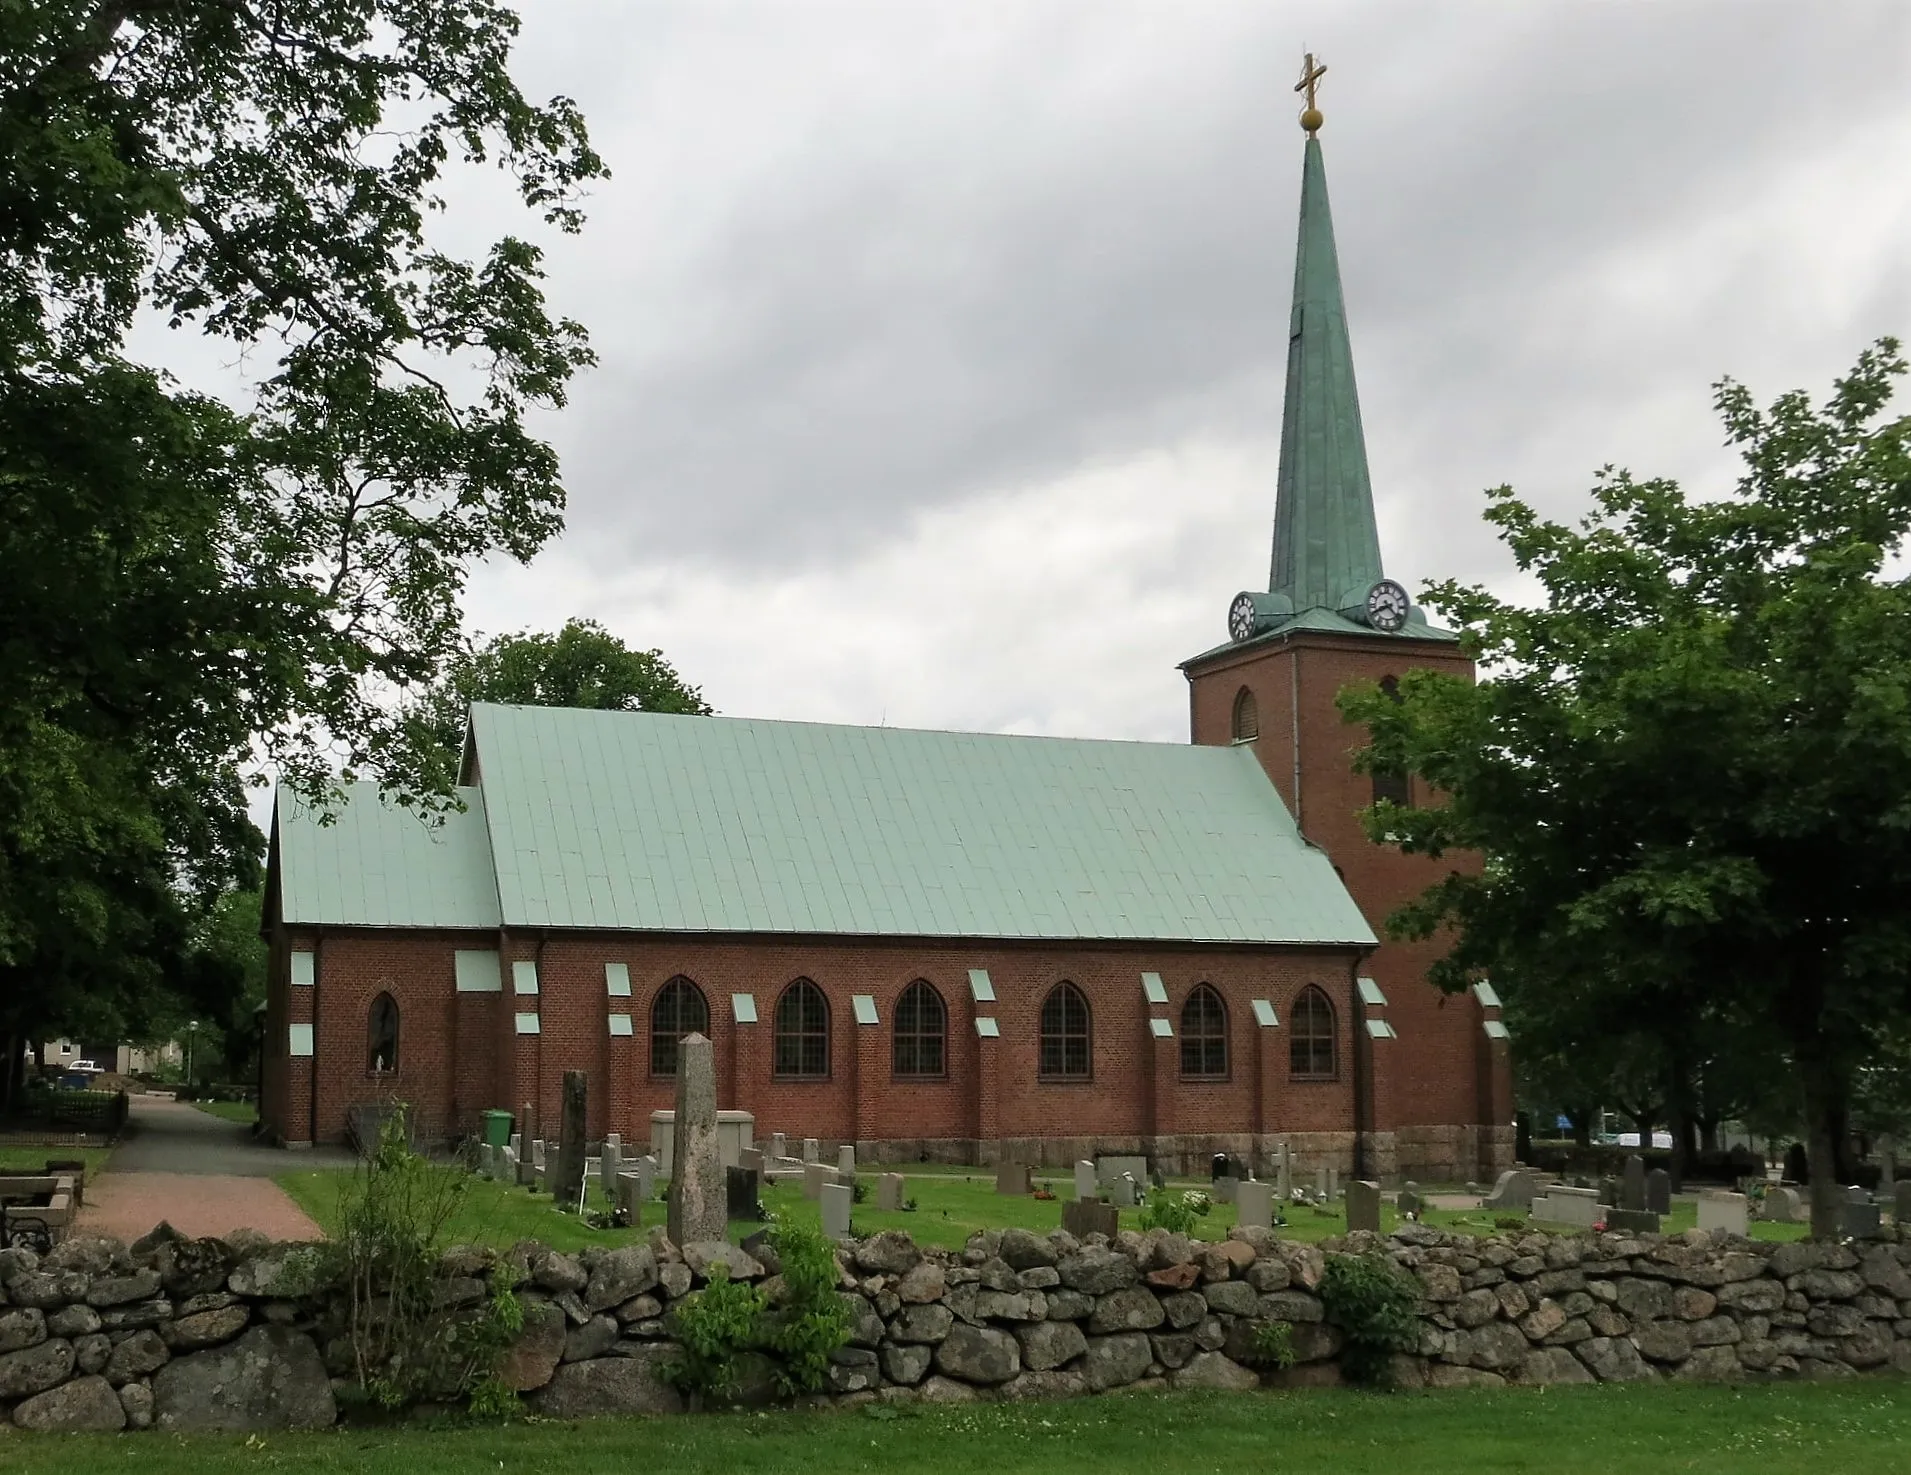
left=4, top=1219, right=1911, bottom=1431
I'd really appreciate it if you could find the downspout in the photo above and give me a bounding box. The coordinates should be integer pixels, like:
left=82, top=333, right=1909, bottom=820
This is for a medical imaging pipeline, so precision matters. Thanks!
left=1351, top=954, right=1373, bottom=1182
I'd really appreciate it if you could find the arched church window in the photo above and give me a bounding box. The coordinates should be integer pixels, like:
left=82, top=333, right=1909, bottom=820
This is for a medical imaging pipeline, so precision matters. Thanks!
left=892, top=980, right=946, bottom=1078
left=774, top=979, right=830, bottom=1079
left=1180, top=984, right=1228, bottom=1079
left=650, top=976, right=709, bottom=1077
left=1371, top=676, right=1411, bottom=807
left=1289, top=986, right=1337, bottom=1080
left=1232, top=687, right=1260, bottom=742
left=368, top=992, right=399, bottom=1074
left=1039, top=983, right=1092, bottom=1080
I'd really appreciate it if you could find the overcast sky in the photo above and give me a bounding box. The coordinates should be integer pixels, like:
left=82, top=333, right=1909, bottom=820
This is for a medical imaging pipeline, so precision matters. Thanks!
left=297, top=4, right=1911, bottom=748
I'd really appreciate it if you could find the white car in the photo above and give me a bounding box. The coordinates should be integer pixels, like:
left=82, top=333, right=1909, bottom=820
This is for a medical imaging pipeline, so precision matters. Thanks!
left=69, top=1060, right=102, bottom=1074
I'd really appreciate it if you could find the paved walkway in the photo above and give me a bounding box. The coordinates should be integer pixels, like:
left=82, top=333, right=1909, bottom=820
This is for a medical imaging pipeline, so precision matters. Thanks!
left=76, top=1097, right=352, bottom=1243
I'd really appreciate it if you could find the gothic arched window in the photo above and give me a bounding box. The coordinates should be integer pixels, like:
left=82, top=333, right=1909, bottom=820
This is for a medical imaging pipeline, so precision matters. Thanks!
left=773, top=979, right=830, bottom=1079
left=1039, top=983, right=1092, bottom=1080
left=1232, top=687, right=1260, bottom=742
left=1371, top=676, right=1411, bottom=807
left=892, top=980, right=947, bottom=1078
left=650, top=976, right=709, bottom=1077
left=368, top=993, right=399, bottom=1074
left=1290, top=986, right=1337, bottom=1080
left=1180, top=984, right=1228, bottom=1079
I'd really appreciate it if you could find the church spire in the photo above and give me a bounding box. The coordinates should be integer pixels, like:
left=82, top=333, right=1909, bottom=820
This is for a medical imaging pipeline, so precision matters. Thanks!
left=1267, top=56, right=1386, bottom=615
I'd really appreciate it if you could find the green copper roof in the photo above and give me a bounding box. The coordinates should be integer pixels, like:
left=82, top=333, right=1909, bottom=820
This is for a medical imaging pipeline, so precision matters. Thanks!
left=1180, top=605, right=1458, bottom=670
left=275, top=785, right=501, bottom=929
left=461, top=703, right=1373, bottom=946
left=1268, top=136, right=1385, bottom=616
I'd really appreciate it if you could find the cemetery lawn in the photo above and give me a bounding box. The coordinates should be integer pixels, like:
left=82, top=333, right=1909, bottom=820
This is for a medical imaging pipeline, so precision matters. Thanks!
left=190, top=1099, right=259, bottom=1124
left=32, top=1381, right=1911, bottom=1475
left=0, top=1143, right=116, bottom=1175
left=278, top=1167, right=1817, bottom=1253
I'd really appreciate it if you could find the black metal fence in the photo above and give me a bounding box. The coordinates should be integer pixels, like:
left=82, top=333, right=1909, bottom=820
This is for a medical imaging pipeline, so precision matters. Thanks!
left=2, top=1088, right=129, bottom=1138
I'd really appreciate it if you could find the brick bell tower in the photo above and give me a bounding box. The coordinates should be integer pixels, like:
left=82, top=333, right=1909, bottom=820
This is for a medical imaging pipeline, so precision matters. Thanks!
left=1180, top=57, right=1512, bottom=1183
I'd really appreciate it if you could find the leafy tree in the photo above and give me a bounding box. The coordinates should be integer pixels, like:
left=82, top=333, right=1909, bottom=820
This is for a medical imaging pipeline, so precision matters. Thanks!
left=0, top=3, right=603, bottom=1090
left=1342, top=342, right=1911, bottom=1237
left=411, top=618, right=713, bottom=778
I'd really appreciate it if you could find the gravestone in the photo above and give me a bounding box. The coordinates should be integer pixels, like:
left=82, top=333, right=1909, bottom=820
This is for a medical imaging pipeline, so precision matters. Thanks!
left=1880, top=1137, right=1896, bottom=1198
left=1235, top=1178, right=1274, bottom=1231
left=837, top=1145, right=856, bottom=1176
left=1074, top=1160, right=1097, bottom=1201
left=726, top=1165, right=762, bottom=1222
left=508, top=1131, right=522, bottom=1157
left=599, top=1140, right=621, bottom=1201
left=995, top=1159, right=1032, bottom=1195
left=1606, top=1209, right=1661, bottom=1233
left=802, top=1138, right=820, bottom=1164
left=1107, top=1174, right=1139, bottom=1208
left=516, top=1136, right=536, bottom=1187
left=1696, top=1191, right=1749, bottom=1237
left=1396, top=1181, right=1425, bottom=1218
left=1895, top=1180, right=1911, bottom=1227
left=521, top=1101, right=536, bottom=1150
left=1095, top=1155, right=1148, bottom=1187
left=877, top=1172, right=906, bottom=1211
left=739, top=1147, right=765, bottom=1176
left=802, top=1162, right=830, bottom=1200
left=770, top=1132, right=788, bottom=1161
left=1345, top=1180, right=1382, bottom=1233
left=1213, top=1176, right=1238, bottom=1204
left=1783, top=1142, right=1809, bottom=1184
left=1645, top=1168, right=1672, bottom=1215
left=616, top=1169, right=646, bottom=1226
left=1482, top=1168, right=1536, bottom=1212
left=1533, top=1185, right=1602, bottom=1229
left=1275, top=1143, right=1292, bottom=1202
left=531, top=1138, right=547, bottom=1168
left=1842, top=1187, right=1882, bottom=1239
left=1314, top=1166, right=1329, bottom=1202
left=1759, top=1185, right=1803, bottom=1223
left=554, top=1071, right=588, bottom=1210
left=500, top=1145, right=518, bottom=1183
left=1061, top=1197, right=1121, bottom=1239
left=1326, top=1166, right=1340, bottom=1202
left=666, top=1033, right=726, bottom=1245
left=1620, top=1155, right=1647, bottom=1212
left=1599, top=1177, right=1622, bottom=1213
left=820, top=1181, right=854, bottom=1240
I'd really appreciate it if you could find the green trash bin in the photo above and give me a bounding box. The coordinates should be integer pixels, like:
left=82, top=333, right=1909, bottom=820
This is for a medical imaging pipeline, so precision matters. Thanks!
left=481, top=1109, right=514, bottom=1147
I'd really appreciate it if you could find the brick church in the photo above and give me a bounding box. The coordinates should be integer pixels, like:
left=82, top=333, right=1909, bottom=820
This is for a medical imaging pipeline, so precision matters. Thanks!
left=261, top=95, right=1514, bottom=1181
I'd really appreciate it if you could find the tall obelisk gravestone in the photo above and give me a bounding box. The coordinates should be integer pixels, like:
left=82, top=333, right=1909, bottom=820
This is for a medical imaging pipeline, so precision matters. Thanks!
left=554, top=1070, right=588, bottom=1209
left=668, top=1033, right=726, bottom=1244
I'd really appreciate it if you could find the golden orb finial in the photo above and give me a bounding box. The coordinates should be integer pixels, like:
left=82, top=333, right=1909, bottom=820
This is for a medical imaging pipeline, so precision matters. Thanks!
left=1295, top=52, right=1327, bottom=134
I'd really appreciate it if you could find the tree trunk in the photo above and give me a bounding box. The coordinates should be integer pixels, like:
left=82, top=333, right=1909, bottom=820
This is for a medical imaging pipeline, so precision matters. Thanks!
left=1699, top=1117, right=1721, bottom=1155
left=1569, top=1107, right=1594, bottom=1150
left=1796, top=1047, right=1850, bottom=1240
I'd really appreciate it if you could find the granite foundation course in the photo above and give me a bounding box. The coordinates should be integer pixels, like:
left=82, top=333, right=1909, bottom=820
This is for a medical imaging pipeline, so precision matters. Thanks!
left=3, top=1218, right=1911, bottom=1432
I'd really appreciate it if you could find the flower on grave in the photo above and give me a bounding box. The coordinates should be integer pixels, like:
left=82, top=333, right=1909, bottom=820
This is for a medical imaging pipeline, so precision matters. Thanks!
left=1180, top=1190, right=1213, bottom=1217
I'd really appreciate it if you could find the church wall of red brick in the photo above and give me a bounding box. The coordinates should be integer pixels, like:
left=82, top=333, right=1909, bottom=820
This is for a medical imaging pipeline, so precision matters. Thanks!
left=262, top=924, right=1365, bottom=1170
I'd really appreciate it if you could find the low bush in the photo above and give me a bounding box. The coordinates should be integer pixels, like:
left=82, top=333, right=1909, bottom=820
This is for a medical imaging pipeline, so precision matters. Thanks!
left=1137, top=1188, right=1212, bottom=1236
left=1319, top=1252, right=1421, bottom=1385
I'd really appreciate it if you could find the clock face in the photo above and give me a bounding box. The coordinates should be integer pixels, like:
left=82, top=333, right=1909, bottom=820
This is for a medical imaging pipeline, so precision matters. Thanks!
left=1365, top=579, right=1410, bottom=632
left=1228, top=593, right=1259, bottom=642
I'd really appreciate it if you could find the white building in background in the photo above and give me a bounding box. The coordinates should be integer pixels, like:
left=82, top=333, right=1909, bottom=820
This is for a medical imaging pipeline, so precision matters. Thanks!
left=40, top=1040, right=184, bottom=1076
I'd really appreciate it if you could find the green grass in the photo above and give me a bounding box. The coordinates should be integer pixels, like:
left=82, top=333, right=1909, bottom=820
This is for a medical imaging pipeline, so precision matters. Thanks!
left=25, top=1382, right=1911, bottom=1474
left=189, top=1098, right=259, bottom=1124
left=0, top=1144, right=116, bottom=1177
left=278, top=1163, right=1813, bottom=1254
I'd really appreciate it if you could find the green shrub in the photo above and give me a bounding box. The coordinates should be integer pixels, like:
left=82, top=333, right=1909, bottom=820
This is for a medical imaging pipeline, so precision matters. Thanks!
left=1318, top=1252, right=1421, bottom=1385
left=329, top=1104, right=522, bottom=1410
left=1137, top=1188, right=1212, bottom=1235
left=664, top=1268, right=769, bottom=1401
left=1243, top=1319, right=1296, bottom=1369
left=761, top=1218, right=851, bottom=1395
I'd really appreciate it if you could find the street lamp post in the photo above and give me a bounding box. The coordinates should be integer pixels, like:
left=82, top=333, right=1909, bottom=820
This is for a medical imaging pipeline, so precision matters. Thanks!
left=186, top=1021, right=198, bottom=1088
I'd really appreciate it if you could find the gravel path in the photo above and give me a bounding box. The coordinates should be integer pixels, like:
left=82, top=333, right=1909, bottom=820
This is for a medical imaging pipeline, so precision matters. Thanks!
left=74, top=1096, right=350, bottom=1242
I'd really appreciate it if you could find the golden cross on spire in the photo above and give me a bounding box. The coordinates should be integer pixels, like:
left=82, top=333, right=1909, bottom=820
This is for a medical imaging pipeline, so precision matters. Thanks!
left=1294, top=52, right=1327, bottom=135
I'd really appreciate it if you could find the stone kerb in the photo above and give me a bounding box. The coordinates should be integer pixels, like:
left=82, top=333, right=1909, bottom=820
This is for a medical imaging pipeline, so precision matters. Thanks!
left=6, top=1217, right=1911, bottom=1432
